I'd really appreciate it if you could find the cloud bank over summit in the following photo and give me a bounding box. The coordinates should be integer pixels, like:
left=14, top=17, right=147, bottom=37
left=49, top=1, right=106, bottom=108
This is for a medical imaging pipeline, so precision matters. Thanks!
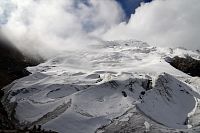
left=0, top=0, right=124, bottom=58
left=0, top=0, right=200, bottom=58
left=103, top=0, right=200, bottom=50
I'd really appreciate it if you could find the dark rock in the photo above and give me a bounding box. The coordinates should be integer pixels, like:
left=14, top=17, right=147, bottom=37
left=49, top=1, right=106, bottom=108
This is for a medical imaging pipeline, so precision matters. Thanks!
left=122, top=91, right=127, bottom=97
left=140, top=91, right=145, bottom=95
left=141, top=79, right=152, bottom=91
left=167, top=56, right=200, bottom=77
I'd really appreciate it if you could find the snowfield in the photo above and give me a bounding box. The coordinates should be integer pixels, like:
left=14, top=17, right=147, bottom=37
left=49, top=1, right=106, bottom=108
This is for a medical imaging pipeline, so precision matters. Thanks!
left=2, top=40, right=200, bottom=133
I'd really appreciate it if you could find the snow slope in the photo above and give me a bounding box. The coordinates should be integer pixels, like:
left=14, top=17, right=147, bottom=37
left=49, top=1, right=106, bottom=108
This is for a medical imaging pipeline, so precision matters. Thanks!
left=2, top=40, right=200, bottom=133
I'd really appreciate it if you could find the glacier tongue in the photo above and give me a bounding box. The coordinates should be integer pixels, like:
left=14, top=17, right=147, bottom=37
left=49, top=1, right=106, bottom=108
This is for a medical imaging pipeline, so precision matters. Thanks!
left=2, top=40, right=200, bottom=133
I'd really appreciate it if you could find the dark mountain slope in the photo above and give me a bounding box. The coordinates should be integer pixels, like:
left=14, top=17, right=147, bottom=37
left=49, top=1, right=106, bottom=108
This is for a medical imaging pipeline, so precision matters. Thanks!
left=0, top=35, right=42, bottom=130
left=0, top=36, right=41, bottom=89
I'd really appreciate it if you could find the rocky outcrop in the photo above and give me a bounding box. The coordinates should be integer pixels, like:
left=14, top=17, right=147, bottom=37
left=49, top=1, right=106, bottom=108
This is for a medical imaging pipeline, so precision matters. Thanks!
left=168, top=56, right=200, bottom=77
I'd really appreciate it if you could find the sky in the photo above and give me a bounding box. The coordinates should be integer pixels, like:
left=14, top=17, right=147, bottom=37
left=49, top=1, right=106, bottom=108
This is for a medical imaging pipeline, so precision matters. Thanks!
left=116, top=0, right=152, bottom=20
left=0, top=0, right=200, bottom=58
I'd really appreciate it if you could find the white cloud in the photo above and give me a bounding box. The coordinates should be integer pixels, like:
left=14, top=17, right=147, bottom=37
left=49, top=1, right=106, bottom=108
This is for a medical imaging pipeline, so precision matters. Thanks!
left=1, top=0, right=124, bottom=58
left=103, top=0, right=200, bottom=50
left=1, top=0, right=200, bottom=59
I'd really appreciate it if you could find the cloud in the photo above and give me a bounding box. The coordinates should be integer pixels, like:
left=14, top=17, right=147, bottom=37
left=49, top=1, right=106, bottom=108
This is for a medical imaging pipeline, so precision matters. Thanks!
left=103, top=0, right=200, bottom=50
left=0, top=0, right=124, bottom=58
left=1, top=0, right=200, bottom=59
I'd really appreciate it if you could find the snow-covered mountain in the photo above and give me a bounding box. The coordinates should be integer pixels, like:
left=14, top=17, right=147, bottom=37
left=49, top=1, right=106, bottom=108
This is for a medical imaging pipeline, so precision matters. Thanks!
left=2, top=40, right=200, bottom=133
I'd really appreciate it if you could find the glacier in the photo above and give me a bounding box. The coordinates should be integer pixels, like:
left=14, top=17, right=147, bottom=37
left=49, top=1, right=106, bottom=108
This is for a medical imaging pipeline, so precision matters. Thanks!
left=1, top=40, right=200, bottom=133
